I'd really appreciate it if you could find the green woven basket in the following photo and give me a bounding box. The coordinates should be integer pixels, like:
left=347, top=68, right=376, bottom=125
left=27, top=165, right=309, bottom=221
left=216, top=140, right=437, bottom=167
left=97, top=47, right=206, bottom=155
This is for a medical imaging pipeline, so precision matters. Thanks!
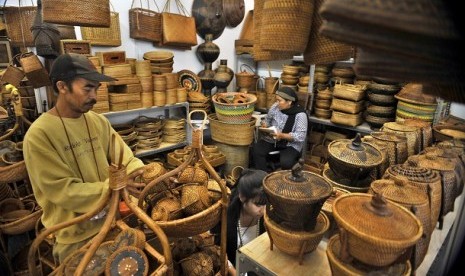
left=212, top=92, right=257, bottom=123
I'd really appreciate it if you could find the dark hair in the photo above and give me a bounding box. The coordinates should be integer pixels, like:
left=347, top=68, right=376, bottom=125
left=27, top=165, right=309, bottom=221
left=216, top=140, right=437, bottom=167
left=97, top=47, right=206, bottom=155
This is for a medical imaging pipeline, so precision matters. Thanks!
left=229, top=169, right=268, bottom=213
left=52, top=78, right=74, bottom=94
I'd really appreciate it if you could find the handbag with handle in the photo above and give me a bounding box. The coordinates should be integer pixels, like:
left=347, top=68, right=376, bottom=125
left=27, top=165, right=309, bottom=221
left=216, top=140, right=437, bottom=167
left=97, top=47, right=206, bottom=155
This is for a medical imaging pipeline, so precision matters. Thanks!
left=161, top=0, right=197, bottom=48
left=80, top=2, right=121, bottom=46
left=129, top=0, right=162, bottom=42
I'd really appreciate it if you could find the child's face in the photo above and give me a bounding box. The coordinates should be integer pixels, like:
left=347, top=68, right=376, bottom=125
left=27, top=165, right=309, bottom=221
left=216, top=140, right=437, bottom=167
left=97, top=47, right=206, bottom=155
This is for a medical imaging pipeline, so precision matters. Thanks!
left=243, top=197, right=265, bottom=219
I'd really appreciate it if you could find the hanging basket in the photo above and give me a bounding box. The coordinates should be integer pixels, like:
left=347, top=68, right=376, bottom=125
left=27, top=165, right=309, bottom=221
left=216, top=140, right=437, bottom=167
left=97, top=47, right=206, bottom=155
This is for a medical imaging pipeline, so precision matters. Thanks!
left=42, top=0, right=111, bottom=27
left=129, top=0, right=162, bottom=42
left=81, top=11, right=121, bottom=46
left=3, top=5, right=36, bottom=47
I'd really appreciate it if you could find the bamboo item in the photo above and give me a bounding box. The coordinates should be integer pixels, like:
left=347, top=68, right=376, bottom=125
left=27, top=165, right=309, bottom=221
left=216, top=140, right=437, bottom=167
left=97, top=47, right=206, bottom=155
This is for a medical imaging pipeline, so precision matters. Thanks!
left=208, top=113, right=256, bottom=146
left=129, top=0, right=162, bottom=42
left=81, top=9, right=121, bottom=46
left=42, top=0, right=111, bottom=27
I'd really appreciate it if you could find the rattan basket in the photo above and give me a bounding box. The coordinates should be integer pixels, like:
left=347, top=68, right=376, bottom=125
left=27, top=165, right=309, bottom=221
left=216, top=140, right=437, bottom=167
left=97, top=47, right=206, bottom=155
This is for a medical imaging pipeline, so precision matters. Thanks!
left=42, top=0, right=111, bottom=27
left=3, top=5, right=36, bottom=47
left=432, top=124, right=465, bottom=142
left=129, top=0, right=162, bottom=42
left=263, top=162, right=333, bottom=231
left=265, top=209, right=329, bottom=264
left=81, top=11, right=121, bottom=46
left=371, top=131, right=409, bottom=166
left=333, top=83, right=366, bottom=101
left=332, top=193, right=423, bottom=267
left=0, top=160, right=28, bottom=184
left=330, top=111, right=363, bottom=127
left=327, top=134, right=383, bottom=181
left=208, top=113, right=256, bottom=146
left=326, top=234, right=412, bottom=276
left=212, top=92, right=257, bottom=123
left=331, top=98, right=364, bottom=114
left=369, top=178, right=431, bottom=269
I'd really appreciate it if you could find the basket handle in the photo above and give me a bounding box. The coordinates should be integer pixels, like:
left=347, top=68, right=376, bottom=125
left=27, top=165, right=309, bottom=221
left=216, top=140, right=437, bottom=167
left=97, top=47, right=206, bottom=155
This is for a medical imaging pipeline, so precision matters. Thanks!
left=188, top=110, right=207, bottom=130
left=256, top=77, right=264, bottom=91
left=240, top=63, right=256, bottom=74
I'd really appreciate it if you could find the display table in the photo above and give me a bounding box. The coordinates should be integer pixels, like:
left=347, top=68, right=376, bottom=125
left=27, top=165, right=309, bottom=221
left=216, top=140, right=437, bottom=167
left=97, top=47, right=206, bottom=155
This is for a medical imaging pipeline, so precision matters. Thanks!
left=236, top=233, right=331, bottom=275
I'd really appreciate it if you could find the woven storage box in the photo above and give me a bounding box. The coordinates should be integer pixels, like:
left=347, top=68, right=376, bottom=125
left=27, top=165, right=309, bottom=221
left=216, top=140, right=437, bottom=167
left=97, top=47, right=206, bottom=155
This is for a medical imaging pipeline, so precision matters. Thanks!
left=207, top=113, right=256, bottom=146
left=331, top=98, right=364, bottom=114
left=103, top=64, right=132, bottom=78
left=60, top=39, right=92, bottom=55
left=330, top=111, right=363, bottom=127
left=265, top=210, right=329, bottom=264
left=263, top=164, right=333, bottom=231
left=110, top=101, right=141, bottom=111
left=333, top=83, right=366, bottom=101
left=95, top=51, right=126, bottom=66
left=42, top=0, right=111, bottom=27
left=129, top=0, right=162, bottom=42
left=332, top=193, right=423, bottom=267
left=81, top=11, right=121, bottom=46
left=3, top=5, right=36, bottom=47
left=369, top=178, right=431, bottom=269
left=109, top=93, right=141, bottom=104
left=212, top=92, right=257, bottom=123
left=110, top=84, right=142, bottom=94
left=326, top=234, right=412, bottom=276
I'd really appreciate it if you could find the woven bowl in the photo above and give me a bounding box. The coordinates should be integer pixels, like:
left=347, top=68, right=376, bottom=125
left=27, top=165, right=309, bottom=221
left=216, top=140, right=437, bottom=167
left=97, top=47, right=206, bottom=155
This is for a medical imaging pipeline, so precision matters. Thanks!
left=367, top=92, right=397, bottom=106
left=365, top=114, right=395, bottom=129
left=315, top=99, right=331, bottom=109
left=264, top=210, right=329, bottom=259
left=366, top=105, right=396, bottom=118
left=143, top=50, right=174, bottom=62
left=432, top=124, right=465, bottom=142
left=282, top=65, right=300, bottom=75
left=280, top=75, right=299, bottom=85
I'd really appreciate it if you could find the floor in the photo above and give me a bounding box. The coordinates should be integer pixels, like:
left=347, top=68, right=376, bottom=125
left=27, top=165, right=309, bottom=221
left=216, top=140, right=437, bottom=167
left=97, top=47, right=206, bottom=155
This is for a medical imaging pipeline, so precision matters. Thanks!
left=416, top=194, right=464, bottom=276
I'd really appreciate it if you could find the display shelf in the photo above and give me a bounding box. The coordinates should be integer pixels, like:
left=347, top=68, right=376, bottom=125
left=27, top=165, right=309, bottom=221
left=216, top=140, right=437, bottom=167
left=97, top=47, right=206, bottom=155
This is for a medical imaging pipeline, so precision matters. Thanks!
left=103, top=102, right=190, bottom=157
left=308, top=114, right=373, bottom=135
left=134, top=141, right=188, bottom=158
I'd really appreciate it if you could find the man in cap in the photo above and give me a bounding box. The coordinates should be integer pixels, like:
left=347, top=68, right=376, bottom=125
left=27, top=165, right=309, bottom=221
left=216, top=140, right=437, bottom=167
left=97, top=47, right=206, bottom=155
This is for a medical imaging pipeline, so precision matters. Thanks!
left=23, top=53, right=145, bottom=263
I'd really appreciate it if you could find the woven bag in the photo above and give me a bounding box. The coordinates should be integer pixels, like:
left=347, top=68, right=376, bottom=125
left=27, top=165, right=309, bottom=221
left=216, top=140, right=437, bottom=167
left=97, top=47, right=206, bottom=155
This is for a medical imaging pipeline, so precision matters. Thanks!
left=129, top=0, right=162, bottom=42
left=303, top=0, right=354, bottom=65
left=0, top=54, right=25, bottom=88
left=81, top=3, right=121, bottom=47
left=252, top=0, right=295, bottom=61
left=260, top=0, right=313, bottom=53
left=160, top=0, right=197, bottom=48
left=2, top=2, right=36, bottom=47
left=42, top=0, right=111, bottom=27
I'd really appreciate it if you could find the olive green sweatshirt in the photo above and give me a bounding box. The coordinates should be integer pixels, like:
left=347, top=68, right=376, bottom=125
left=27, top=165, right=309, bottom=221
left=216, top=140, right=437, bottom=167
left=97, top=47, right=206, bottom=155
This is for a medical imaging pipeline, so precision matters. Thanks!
left=23, top=111, right=144, bottom=244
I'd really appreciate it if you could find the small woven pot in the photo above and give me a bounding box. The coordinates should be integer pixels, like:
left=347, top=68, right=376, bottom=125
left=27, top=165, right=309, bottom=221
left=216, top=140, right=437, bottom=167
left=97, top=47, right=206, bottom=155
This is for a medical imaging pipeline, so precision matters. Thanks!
left=179, top=252, right=214, bottom=276
left=181, top=183, right=212, bottom=216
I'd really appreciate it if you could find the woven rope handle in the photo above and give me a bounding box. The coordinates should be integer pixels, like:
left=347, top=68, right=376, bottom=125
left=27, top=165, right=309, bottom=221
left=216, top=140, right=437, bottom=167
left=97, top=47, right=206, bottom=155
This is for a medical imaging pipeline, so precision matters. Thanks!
left=188, top=110, right=207, bottom=130
left=240, top=63, right=256, bottom=74
left=131, top=0, right=160, bottom=11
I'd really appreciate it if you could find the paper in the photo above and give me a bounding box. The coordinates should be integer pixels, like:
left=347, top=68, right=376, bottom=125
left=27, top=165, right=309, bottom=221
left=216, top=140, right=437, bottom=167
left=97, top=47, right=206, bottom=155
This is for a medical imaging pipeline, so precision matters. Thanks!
left=258, top=126, right=278, bottom=134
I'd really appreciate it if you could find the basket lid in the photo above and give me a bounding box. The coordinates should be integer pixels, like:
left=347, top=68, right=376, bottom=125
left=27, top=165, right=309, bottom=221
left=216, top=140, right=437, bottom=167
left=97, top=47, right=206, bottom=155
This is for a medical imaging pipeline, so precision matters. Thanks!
left=371, top=131, right=408, bottom=144
left=387, top=161, right=441, bottom=183
left=333, top=193, right=422, bottom=243
left=394, top=83, right=437, bottom=106
left=370, top=177, right=429, bottom=205
left=263, top=160, right=333, bottom=204
left=328, top=133, right=383, bottom=167
left=382, top=121, right=419, bottom=133
left=424, top=146, right=462, bottom=159
left=410, top=153, right=455, bottom=172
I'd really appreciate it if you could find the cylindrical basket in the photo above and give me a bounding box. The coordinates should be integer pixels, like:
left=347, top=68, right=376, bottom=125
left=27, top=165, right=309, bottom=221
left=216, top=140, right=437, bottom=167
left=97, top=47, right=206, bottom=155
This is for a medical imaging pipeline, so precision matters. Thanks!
left=208, top=113, right=256, bottom=146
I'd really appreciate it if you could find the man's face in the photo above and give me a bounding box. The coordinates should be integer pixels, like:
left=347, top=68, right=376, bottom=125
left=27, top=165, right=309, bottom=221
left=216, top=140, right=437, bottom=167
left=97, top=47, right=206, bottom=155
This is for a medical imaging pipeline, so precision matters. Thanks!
left=58, top=77, right=100, bottom=115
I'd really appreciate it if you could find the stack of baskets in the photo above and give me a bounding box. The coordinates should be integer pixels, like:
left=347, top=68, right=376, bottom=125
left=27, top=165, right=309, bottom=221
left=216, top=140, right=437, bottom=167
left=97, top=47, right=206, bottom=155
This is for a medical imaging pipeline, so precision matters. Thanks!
left=262, top=162, right=332, bottom=264
left=330, top=63, right=355, bottom=84
left=313, top=64, right=333, bottom=91
left=330, top=83, right=367, bottom=127
left=365, top=80, right=401, bottom=129
left=313, top=87, right=333, bottom=119
left=280, top=64, right=300, bottom=92
left=327, top=193, right=422, bottom=275
left=143, top=50, right=174, bottom=74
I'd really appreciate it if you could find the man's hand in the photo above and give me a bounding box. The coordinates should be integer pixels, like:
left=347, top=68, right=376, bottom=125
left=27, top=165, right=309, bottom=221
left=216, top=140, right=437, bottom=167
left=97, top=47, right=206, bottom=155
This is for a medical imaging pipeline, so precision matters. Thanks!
left=126, top=169, right=145, bottom=198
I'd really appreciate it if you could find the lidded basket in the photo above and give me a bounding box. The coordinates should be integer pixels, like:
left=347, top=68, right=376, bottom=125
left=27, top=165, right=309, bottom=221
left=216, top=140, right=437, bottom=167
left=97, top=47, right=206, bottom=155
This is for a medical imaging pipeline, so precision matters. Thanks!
left=327, top=133, right=383, bottom=181
left=369, top=177, right=431, bottom=269
left=332, top=193, right=423, bottom=267
left=263, top=160, right=333, bottom=231
left=383, top=161, right=442, bottom=231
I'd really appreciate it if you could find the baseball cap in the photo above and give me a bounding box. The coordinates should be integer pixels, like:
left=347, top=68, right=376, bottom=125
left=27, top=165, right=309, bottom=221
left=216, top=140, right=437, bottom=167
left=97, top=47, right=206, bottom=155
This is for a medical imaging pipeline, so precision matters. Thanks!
left=49, top=53, right=116, bottom=82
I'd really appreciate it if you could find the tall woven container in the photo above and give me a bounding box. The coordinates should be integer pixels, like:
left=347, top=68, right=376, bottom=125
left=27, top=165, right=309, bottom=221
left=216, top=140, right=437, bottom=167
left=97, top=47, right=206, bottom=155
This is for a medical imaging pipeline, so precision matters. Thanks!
left=303, top=0, right=354, bottom=65
left=80, top=11, right=121, bottom=46
left=212, top=141, right=250, bottom=176
left=260, top=0, right=313, bottom=53
left=3, top=5, right=36, bottom=47
left=253, top=0, right=294, bottom=61
left=42, top=0, right=111, bottom=27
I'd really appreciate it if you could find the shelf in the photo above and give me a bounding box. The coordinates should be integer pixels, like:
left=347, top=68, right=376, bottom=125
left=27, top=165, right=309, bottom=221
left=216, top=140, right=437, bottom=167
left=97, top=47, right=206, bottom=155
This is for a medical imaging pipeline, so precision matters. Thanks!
left=102, top=102, right=190, bottom=157
left=308, top=115, right=373, bottom=135
left=134, top=141, right=188, bottom=158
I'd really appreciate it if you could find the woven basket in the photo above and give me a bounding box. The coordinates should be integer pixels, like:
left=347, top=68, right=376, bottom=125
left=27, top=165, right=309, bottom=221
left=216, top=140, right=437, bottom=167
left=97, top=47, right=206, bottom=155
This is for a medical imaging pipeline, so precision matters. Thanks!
left=42, top=0, right=111, bottom=27
left=179, top=252, right=214, bottom=276
left=81, top=11, right=121, bottom=46
left=381, top=121, right=422, bottom=156
left=208, top=113, right=256, bottom=146
left=265, top=210, right=328, bottom=264
left=432, top=124, right=465, bottom=142
left=322, top=167, right=371, bottom=193
left=18, top=52, right=51, bottom=88
left=333, top=193, right=423, bottom=267
left=3, top=5, right=36, bottom=47
left=212, top=92, right=257, bottom=123
left=333, top=83, right=366, bottom=101
left=326, top=234, right=412, bottom=276
left=0, top=207, right=42, bottom=235
left=0, top=160, right=28, bottom=184
left=330, top=111, right=363, bottom=127
left=129, top=0, right=162, bottom=42
left=1, top=62, right=25, bottom=88
left=303, top=0, right=354, bottom=65
left=371, top=131, right=409, bottom=166
left=331, top=98, right=364, bottom=114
